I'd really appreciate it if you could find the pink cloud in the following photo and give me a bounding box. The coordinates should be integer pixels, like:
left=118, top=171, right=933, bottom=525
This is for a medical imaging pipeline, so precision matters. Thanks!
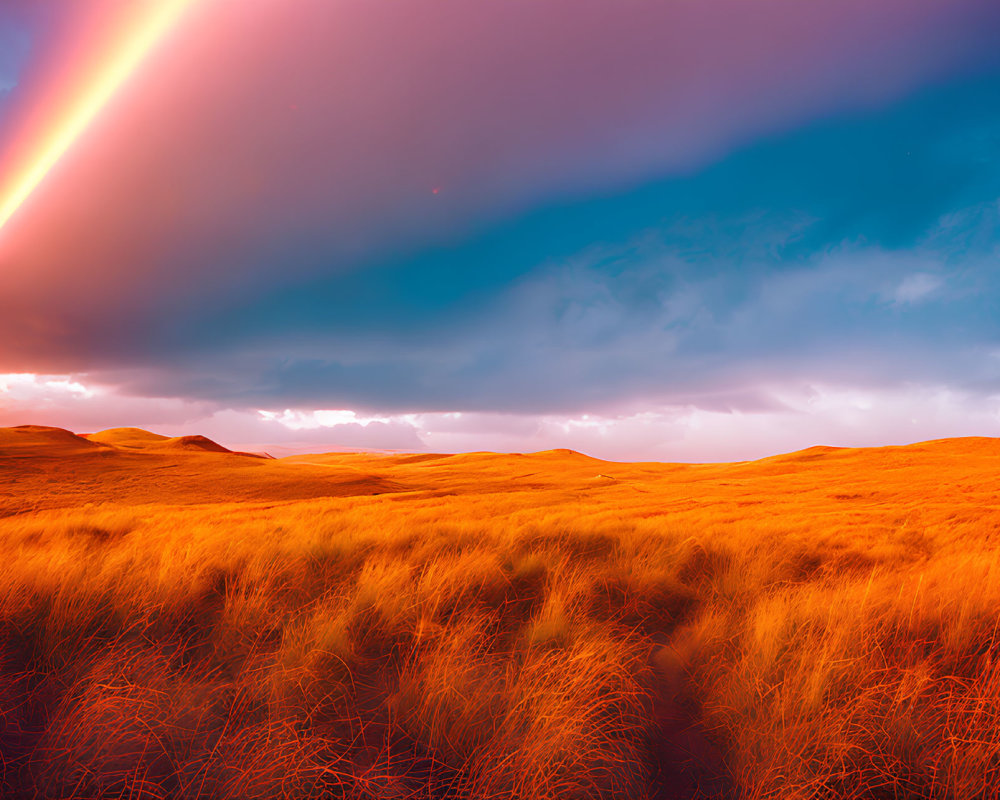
left=4, top=373, right=999, bottom=462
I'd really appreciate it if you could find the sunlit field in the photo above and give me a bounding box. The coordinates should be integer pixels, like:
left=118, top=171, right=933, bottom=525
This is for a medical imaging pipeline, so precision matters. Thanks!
left=2, top=425, right=1000, bottom=799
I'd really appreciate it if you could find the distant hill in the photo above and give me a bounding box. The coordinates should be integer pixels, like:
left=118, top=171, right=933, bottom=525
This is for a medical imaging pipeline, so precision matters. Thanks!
left=84, top=428, right=233, bottom=453
left=0, top=425, right=405, bottom=513
left=4, top=425, right=1000, bottom=516
left=83, top=427, right=170, bottom=448
left=0, top=425, right=108, bottom=456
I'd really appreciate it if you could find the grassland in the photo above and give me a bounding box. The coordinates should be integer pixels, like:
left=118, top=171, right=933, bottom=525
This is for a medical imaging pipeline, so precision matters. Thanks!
left=2, top=424, right=1000, bottom=799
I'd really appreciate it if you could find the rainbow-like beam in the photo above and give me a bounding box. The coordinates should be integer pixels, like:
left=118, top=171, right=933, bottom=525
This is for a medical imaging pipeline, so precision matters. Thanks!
left=0, top=0, right=193, bottom=233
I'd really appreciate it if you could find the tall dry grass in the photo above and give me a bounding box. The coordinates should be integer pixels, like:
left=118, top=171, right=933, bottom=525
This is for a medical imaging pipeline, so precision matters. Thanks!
left=1, top=441, right=1000, bottom=798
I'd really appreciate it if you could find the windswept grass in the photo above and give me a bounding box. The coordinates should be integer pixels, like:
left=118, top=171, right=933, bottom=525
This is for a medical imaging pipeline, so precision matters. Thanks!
left=2, top=433, right=1000, bottom=797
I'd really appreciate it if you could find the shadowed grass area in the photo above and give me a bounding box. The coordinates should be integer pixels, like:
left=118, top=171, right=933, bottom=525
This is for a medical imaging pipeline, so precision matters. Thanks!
left=2, top=426, right=1000, bottom=798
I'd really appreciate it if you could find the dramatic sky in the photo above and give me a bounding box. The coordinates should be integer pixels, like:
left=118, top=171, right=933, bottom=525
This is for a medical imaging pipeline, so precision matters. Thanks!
left=1, top=0, right=1000, bottom=460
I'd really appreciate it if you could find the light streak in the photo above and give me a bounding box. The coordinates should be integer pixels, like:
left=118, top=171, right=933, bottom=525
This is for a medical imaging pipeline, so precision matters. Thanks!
left=0, top=0, right=193, bottom=233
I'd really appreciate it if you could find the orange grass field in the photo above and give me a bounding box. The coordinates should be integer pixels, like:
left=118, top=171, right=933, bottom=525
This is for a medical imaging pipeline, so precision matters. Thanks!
left=2, top=424, right=1000, bottom=799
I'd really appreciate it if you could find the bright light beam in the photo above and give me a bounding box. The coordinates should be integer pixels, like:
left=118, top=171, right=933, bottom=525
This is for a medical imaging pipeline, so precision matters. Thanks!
left=0, top=0, right=193, bottom=234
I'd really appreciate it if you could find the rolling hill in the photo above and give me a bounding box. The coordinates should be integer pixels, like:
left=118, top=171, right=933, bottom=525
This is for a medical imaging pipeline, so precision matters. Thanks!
left=2, top=427, right=999, bottom=798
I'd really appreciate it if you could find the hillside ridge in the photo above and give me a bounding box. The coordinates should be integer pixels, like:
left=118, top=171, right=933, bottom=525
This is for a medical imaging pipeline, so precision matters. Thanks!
left=4, top=425, right=999, bottom=465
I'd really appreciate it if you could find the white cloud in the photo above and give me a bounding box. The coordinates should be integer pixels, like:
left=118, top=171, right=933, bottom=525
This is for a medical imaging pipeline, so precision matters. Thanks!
left=0, top=373, right=96, bottom=400
left=892, top=272, right=944, bottom=305
left=4, top=372, right=1000, bottom=463
left=257, top=408, right=391, bottom=429
left=0, top=372, right=216, bottom=432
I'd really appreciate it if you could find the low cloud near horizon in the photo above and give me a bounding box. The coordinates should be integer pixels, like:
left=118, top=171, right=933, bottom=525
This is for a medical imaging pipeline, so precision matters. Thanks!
left=3, top=372, right=998, bottom=463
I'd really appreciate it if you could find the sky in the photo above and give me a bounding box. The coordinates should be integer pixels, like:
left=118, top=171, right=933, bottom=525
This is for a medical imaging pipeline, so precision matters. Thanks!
left=1, top=0, right=999, bottom=461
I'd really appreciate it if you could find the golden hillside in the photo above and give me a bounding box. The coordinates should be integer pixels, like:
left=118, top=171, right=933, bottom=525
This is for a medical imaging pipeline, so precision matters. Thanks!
left=2, top=426, right=999, bottom=798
